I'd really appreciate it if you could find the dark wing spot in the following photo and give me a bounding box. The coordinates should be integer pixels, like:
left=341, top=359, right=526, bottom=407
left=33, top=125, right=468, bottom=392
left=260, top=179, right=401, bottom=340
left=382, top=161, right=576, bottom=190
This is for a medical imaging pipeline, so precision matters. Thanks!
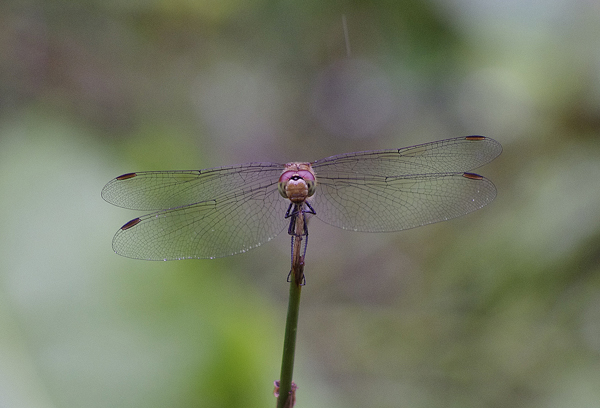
left=463, top=172, right=483, bottom=180
left=121, top=218, right=141, bottom=230
left=116, top=172, right=137, bottom=180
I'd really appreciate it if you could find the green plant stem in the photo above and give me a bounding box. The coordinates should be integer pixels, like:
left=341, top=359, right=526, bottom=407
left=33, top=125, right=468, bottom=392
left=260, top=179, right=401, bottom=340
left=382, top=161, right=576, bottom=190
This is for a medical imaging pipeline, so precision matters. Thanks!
left=276, top=265, right=302, bottom=408
left=276, top=208, right=305, bottom=408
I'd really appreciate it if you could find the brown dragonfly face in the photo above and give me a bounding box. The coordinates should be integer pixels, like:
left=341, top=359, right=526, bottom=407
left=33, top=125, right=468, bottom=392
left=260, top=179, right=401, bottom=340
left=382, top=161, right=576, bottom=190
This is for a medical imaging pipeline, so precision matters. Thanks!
left=277, top=162, right=316, bottom=204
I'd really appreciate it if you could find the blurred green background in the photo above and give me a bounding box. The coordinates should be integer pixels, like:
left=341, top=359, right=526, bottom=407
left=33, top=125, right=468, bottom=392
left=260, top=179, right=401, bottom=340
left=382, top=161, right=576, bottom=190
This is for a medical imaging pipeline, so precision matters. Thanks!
left=1, top=0, right=599, bottom=407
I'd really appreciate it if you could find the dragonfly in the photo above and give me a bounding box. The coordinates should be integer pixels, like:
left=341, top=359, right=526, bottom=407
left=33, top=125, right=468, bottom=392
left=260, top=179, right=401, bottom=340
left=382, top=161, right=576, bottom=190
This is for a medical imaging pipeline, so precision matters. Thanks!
left=102, top=135, right=502, bottom=262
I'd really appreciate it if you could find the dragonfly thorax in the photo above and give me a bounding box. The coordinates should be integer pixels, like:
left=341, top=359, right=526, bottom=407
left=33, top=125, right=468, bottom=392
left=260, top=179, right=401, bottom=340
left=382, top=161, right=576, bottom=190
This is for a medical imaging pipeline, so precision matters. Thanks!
left=278, top=162, right=316, bottom=203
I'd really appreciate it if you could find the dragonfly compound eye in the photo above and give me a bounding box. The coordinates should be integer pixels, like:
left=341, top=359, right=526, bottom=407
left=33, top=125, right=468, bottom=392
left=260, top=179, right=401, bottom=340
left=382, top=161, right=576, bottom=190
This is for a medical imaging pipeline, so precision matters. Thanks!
left=278, top=181, right=288, bottom=198
left=306, top=179, right=315, bottom=197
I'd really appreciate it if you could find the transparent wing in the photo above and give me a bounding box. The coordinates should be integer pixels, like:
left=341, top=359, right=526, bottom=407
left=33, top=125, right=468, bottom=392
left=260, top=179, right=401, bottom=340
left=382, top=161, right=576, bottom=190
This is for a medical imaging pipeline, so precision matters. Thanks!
left=310, top=136, right=501, bottom=232
left=311, top=173, right=496, bottom=232
left=102, top=162, right=284, bottom=210
left=312, top=136, right=502, bottom=176
left=104, top=136, right=502, bottom=258
left=112, top=183, right=290, bottom=260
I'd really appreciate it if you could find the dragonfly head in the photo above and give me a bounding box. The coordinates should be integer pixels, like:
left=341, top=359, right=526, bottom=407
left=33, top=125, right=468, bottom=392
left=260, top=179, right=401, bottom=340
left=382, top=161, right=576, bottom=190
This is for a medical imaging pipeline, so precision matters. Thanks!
left=278, top=162, right=316, bottom=203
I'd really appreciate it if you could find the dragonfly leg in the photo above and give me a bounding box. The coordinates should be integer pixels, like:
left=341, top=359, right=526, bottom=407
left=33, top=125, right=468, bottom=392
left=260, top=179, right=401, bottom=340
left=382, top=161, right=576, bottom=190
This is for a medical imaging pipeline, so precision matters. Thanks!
left=284, top=202, right=294, bottom=219
left=302, top=233, right=308, bottom=259
left=288, top=271, right=306, bottom=285
left=286, top=202, right=314, bottom=236
left=297, top=256, right=306, bottom=286
left=289, top=234, right=295, bottom=273
left=300, top=201, right=315, bottom=236
left=286, top=203, right=301, bottom=236
left=304, top=201, right=316, bottom=215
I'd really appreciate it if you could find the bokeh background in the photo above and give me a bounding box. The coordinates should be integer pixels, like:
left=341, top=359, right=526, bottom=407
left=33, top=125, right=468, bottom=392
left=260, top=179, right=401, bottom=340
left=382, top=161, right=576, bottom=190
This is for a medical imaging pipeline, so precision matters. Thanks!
left=1, top=0, right=600, bottom=407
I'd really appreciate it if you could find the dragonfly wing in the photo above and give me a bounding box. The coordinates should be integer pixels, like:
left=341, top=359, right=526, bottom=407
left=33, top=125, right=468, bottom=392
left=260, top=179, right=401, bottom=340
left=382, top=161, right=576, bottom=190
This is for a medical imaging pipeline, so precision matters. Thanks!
left=102, top=163, right=284, bottom=210
left=310, top=136, right=500, bottom=232
left=311, top=173, right=496, bottom=232
left=112, top=184, right=290, bottom=260
left=312, top=136, right=502, bottom=176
